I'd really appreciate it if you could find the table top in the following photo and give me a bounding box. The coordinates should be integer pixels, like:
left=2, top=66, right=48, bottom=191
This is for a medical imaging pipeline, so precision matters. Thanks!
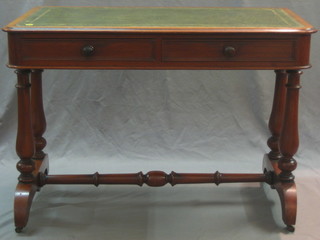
left=3, top=6, right=316, bottom=33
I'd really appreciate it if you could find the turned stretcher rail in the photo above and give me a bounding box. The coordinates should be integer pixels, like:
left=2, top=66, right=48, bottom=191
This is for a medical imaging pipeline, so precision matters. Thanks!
left=38, top=171, right=272, bottom=187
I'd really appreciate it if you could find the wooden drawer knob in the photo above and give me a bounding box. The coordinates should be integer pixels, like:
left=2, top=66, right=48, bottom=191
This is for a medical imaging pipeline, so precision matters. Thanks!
left=223, top=46, right=236, bottom=57
left=82, top=45, right=95, bottom=57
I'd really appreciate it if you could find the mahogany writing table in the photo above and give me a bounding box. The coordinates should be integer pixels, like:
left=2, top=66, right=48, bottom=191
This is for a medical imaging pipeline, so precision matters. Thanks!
left=3, top=6, right=317, bottom=233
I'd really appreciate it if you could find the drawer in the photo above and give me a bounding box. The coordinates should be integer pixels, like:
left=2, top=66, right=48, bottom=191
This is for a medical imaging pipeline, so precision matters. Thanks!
left=162, top=39, right=296, bottom=62
left=8, top=33, right=309, bottom=69
left=18, top=38, right=156, bottom=65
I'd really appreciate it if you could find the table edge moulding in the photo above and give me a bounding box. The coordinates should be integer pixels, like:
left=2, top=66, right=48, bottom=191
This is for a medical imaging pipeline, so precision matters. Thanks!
left=2, top=6, right=317, bottom=233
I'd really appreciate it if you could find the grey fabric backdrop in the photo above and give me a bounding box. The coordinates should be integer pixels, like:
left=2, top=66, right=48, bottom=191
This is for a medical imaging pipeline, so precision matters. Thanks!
left=0, top=0, right=319, bottom=239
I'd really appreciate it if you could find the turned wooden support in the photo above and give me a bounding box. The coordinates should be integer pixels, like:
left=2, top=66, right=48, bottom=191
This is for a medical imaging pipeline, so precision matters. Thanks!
left=38, top=171, right=272, bottom=187
left=31, top=69, right=47, bottom=159
left=268, top=70, right=288, bottom=160
left=15, top=69, right=35, bottom=183
left=278, top=70, right=302, bottom=182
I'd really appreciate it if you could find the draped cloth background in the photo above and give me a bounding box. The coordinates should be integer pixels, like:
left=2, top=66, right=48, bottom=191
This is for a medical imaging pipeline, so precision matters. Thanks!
left=0, top=1, right=319, bottom=239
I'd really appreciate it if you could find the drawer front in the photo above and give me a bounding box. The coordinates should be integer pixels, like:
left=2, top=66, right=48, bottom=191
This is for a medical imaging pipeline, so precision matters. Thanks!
left=162, top=39, right=296, bottom=62
left=8, top=33, right=310, bottom=69
left=18, top=38, right=156, bottom=66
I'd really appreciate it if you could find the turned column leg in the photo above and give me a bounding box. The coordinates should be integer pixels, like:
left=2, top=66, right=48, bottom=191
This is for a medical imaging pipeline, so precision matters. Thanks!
left=263, top=70, right=301, bottom=232
left=15, top=69, right=35, bottom=183
left=14, top=69, right=49, bottom=233
left=276, top=70, right=301, bottom=232
left=278, top=70, right=301, bottom=182
left=267, top=70, right=288, bottom=160
left=14, top=69, right=37, bottom=232
left=31, top=69, right=47, bottom=160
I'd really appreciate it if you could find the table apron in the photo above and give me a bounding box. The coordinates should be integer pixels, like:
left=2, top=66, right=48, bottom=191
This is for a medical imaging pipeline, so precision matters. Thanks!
left=7, top=33, right=312, bottom=70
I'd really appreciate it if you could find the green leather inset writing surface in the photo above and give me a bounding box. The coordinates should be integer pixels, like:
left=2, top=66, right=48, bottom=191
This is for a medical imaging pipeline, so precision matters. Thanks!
left=15, top=7, right=304, bottom=29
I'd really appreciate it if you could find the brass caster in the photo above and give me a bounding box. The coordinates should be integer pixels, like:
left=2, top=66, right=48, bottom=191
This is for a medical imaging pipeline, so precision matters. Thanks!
left=15, top=227, right=23, bottom=233
left=286, top=225, right=295, bottom=233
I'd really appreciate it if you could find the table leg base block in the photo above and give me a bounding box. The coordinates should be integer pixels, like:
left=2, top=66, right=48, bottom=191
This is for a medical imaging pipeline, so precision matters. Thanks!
left=14, top=154, right=49, bottom=232
left=263, top=154, right=297, bottom=229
